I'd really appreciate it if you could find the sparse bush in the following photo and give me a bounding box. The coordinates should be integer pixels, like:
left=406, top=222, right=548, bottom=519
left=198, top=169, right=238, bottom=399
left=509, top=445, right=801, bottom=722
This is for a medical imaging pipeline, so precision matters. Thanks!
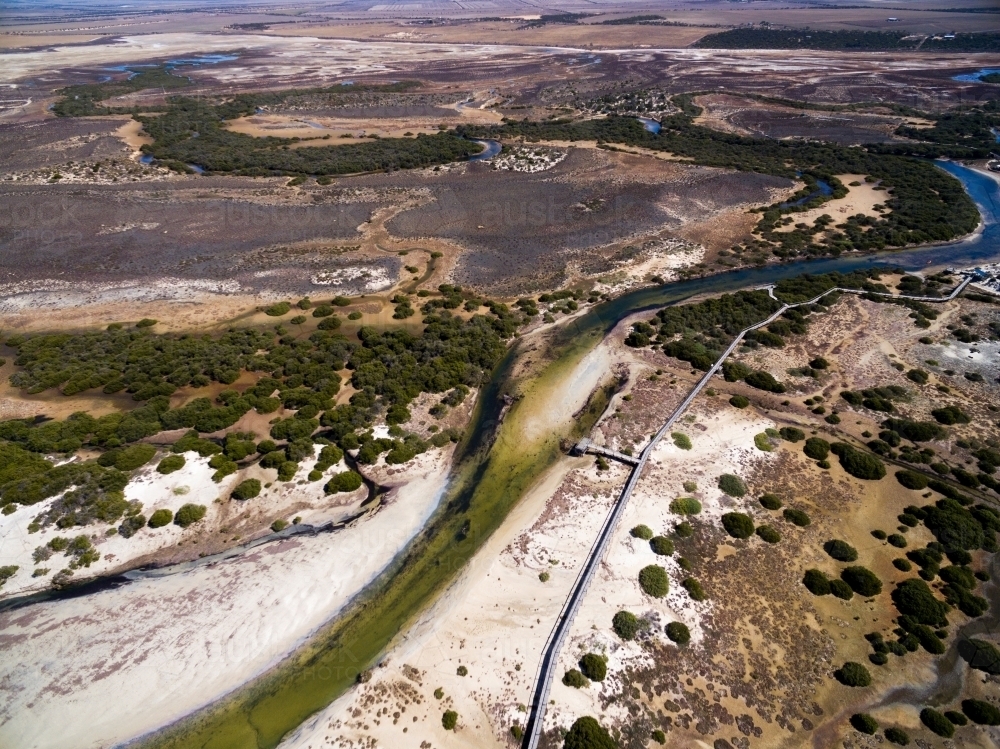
left=920, top=708, right=954, bottom=737
left=650, top=536, right=674, bottom=555
left=783, top=508, right=811, bottom=527
left=718, top=474, right=747, bottom=497
left=666, top=621, right=691, bottom=645
left=672, top=432, right=692, bottom=450
left=612, top=610, right=640, bottom=640
left=456, top=665, right=468, bottom=676
left=756, top=525, right=781, bottom=543
left=824, top=539, right=858, bottom=562
left=442, top=710, right=458, bottom=730
left=579, top=653, right=607, bottom=682
left=721, top=512, right=754, bottom=539
left=231, top=479, right=262, bottom=500
left=851, top=713, right=878, bottom=734
left=639, top=565, right=669, bottom=597
left=759, top=493, right=782, bottom=510
left=835, top=661, right=872, bottom=687
left=630, top=524, right=653, bottom=540
left=539, top=571, right=550, bottom=582
left=963, top=699, right=1000, bottom=725
left=670, top=497, right=701, bottom=515
left=562, top=669, right=589, bottom=688
left=147, top=509, right=173, bottom=528
left=156, top=455, right=185, bottom=474
left=174, top=503, right=206, bottom=528
left=651, top=728, right=666, bottom=744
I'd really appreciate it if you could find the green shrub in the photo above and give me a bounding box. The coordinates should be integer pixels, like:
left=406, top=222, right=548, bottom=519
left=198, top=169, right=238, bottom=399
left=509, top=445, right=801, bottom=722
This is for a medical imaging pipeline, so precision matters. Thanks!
left=718, top=474, right=747, bottom=497
left=887, top=533, right=907, bottom=548
left=0, top=566, right=19, bottom=587
left=842, top=566, right=882, bottom=596
left=892, top=579, right=950, bottom=626
left=579, top=653, right=607, bottom=681
left=957, top=638, right=1000, bottom=674
left=271, top=519, right=289, bottom=532
left=801, top=436, right=830, bottom=463
left=756, top=525, right=781, bottom=543
left=265, top=302, right=291, bottom=316
left=442, top=710, right=458, bottom=730
left=612, top=610, right=640, bottom=640
left=835, top=661, right=872, bottom=687
left=759, top=493, right=782, bottom=510
left=231, top=479, right=262, bottom=500
left=963, top=699, right=1000, bottom=725
left=932, top=405, right=970, bottom=425
left=562, top=669, right=589, bottom=688
left=745, top=370, right=786, bottom=393
left=649, top=536, right=674, bottom=555
left=564, top=716, right=616, bottom=749
left=830, top=579, right=854, bottom=599
left=803, top=569, right=831, bottom=595
left=944, top=710, right=967, bottom=727
left=669, top=497, right=701, bottom=515
left=666, top=621, right=691, bottom=645
left=920, top=708, right=954, bottom=737
left=754, top=433, right=775, bottom=452
left=147, top=509, right=173, bottom=528
left=174, top=503, right=206, bottom=528
left=895, top=470, right=929, bottom=490
left=850, top=713, right=878, bottom=734
left=651, top=728, right=666, bottom=744
left=538, top=571, right=550, bottom=582
left=672, top=432, right=692, bottom=450
left=824, top=539, right=858, bottom=562
left=630, top=524, right=653, bottom=540
left=729, top=395, right=750, bottom=408
left=884, top=727, right=910, bottom=745
left=639, top=565, right=669, bottom=597
left=783, top=508, right=811, bottom=527
left=156, top=455, right=185, bottom=474
left=100, top=444, right=157, bottom=471
left=831, top=442, right=886, bottom=480
left=456, top=665, right=467, bottom=676
left=325, top=471, right=363, bottom=494
left=118, top=514, right=146, bottom=538
left=780, top=427, right=805, bottom=442
left=893, top=558, right=912, bottom=571
left=682, top=577, right=706, bottom=601
left=721, top=512, right=754, bottom=539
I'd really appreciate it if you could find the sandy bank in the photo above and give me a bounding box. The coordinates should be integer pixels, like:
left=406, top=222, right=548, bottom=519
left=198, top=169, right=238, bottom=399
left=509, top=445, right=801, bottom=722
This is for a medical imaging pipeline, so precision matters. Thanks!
left=0, top=449, right=452, bottom=749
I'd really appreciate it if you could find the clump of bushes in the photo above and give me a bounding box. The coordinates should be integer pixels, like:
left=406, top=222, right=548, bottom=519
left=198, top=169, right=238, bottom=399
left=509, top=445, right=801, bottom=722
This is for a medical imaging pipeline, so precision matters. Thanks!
left=803, top=437, right=830, bottom=461
left=884, top=727, right=910, bottom=745
left=265, top=301, right=291, bottom=316
left=831, top=442, right=886, bottom=480
left=231, top=479, right=262, bottom=500
left=718, top=473, right=747, bottom=497
left=896, top=470, right=929, bottom=490
left=612, top=610, right=641, bottom=640
left=650, top=536, right=674, bottom=555
left=891, top=578, right=950, bottom=626
left=842, top=566, right=882, bottom=596
left=824, top=539, right=858, bottom=562
left=564, top=717, right=615, bottom=749
left=579, top=653, right=607, bottom=682
left=729, top=395, right=749, bottom=408
left=638, top=565, right=669, bottom=597
left=932, top=405, right=970, bottom=425
left=441, top=710, right=458, bottom=730
left=174, top=503, right=206, bottom=528
left=666, top=621, right=690, bottom=645
left=674, top=521, right=693, bottom=538
left=147, top=508, right=173, bottom=528
left=670, top=497, right=701, bottom=515
left=756, top=525, right=780, bottom=543
left=721, top=512, right=754, bottom=539
left=325, top=471, right=363, bottom=494
left=98, top=444, right=157, bottom=472
left=835, top=661, right=872, bottom=687
left=779, top=426, right=805, bottom=442
left=156, top=455, right=185, bottom=474
left=919, top=708, right=954, bottom=738
left=963, top=698, right=1000, bottom=725
left=630, top=524, right=653, bottom=540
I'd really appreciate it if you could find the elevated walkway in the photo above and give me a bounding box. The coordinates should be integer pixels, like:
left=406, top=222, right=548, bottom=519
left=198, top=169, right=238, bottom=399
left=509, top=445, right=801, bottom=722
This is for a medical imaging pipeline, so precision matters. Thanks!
left=571, top=438, right=640, bottom=466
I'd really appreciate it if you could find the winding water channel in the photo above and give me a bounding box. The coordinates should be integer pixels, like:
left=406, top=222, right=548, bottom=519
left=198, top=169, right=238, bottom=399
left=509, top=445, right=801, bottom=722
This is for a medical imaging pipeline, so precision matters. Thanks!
left=18, top=162, right=1000, bottom=749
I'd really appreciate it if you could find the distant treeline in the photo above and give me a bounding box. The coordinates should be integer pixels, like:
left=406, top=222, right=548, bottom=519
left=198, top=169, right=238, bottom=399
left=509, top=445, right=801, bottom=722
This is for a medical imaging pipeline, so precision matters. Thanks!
left=53, top=76, right=483, bottom=176
left=694, top=28, right=1000, bottom=52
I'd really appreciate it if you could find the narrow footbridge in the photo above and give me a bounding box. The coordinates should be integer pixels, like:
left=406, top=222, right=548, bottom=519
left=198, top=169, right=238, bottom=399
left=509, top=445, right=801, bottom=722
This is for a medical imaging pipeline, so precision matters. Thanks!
left=571, top=437, right=640, bottom=466
left=521, top=273, right=975, bottom=749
